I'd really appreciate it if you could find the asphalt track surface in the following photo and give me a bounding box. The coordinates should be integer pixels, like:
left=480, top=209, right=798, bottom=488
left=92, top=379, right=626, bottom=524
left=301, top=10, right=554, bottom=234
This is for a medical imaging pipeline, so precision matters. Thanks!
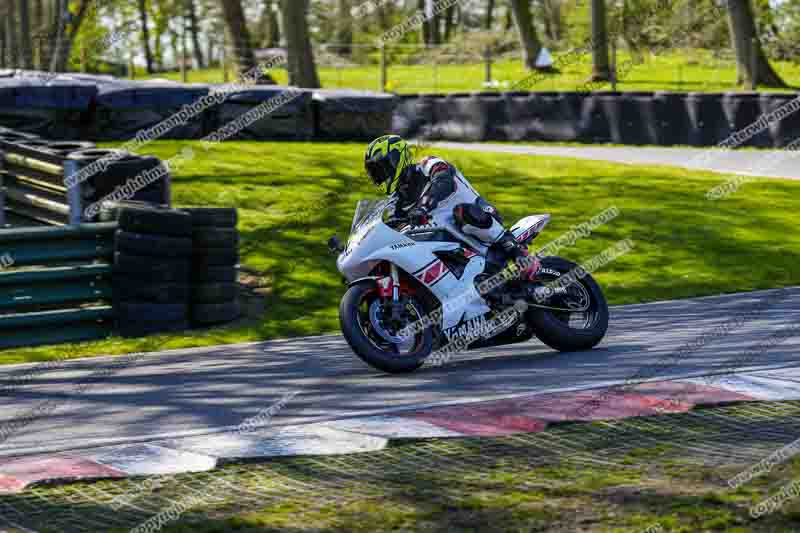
left=1, top=287, right=798, bottom=458
left=432, top=143, right=800, bottom=180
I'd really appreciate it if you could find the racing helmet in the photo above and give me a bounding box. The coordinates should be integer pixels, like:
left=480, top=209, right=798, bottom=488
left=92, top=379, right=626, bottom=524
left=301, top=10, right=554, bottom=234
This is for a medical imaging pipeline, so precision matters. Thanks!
left=364, top=135, right=412, bottom=193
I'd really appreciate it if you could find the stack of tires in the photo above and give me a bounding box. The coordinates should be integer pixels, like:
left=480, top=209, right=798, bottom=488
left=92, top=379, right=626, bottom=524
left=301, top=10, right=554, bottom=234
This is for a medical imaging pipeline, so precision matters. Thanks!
left=106, top=202, right=193, bottom=337
left=183, top=208, right=241, bottom=326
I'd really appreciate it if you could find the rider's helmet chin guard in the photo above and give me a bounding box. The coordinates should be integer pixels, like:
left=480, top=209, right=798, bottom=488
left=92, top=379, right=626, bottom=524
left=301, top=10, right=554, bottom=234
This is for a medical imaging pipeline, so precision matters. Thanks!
left=364, top=135, right=411, bottom=194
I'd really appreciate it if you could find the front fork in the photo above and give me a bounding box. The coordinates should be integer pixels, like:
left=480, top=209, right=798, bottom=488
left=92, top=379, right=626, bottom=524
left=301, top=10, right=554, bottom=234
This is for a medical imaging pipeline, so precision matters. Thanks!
left=377, top=264, right=405, bottom=321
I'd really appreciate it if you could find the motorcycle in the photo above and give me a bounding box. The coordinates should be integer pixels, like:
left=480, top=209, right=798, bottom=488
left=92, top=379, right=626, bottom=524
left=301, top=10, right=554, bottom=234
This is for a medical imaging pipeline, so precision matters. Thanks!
left=328, top=196, right=609, bottom=373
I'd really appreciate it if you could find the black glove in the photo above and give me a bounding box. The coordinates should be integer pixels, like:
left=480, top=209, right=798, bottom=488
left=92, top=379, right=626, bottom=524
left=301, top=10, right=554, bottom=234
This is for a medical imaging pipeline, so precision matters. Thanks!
left=408, top=207, right=430, bottom=226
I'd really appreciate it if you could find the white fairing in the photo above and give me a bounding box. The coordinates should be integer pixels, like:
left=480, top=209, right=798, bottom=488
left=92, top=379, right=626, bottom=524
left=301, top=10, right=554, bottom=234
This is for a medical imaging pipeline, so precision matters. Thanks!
left=337, top=199, right=550, bottom=333
left=511, top=214, right=551, bottom=243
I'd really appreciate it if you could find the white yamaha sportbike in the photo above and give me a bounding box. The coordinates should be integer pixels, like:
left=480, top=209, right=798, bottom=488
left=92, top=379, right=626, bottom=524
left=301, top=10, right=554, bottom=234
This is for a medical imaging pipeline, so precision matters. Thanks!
left=329, top=196, right=609, bottom=373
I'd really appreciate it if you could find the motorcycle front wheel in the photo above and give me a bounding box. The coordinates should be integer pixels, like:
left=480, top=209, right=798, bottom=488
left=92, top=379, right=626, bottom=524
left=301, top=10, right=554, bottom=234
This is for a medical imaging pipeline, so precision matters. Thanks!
left=339, top=280, right=433, bottom=373
left=528, top=256, right=609, bottom=352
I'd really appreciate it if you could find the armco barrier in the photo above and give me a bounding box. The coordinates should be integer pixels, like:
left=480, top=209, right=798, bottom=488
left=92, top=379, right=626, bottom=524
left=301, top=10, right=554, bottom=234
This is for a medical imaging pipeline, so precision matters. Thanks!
left=0, top=223, right=116, bottom=348
left=0, top=134, right=170, bottom=226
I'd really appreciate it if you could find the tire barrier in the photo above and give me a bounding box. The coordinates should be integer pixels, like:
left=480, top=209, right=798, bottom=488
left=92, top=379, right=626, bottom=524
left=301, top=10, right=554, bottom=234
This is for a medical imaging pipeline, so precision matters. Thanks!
left=760, top=93, right=800, bottom=148
left=722, top=92, right=772, bottom=148
left=109, top=203, right=192, bottom=337
left=399, top=90, right=799, bottom=147
left=684, top=92, right=733, bottom=147
left=392, top=94, right=435, bottom=139
left=313, top=89, right=397, bottom=141
left=579, top=91, right=617, bottom=144
left=89, top=80, right=210, bottom=142
left=654, top=91, right=691, bottom=146
left=618, top=92, right=660, bottom=145
left=0, top=77, right=96, bottom=139
left=183, top=208, right=241, bottom=326
left=0, top=222, right=115, bottom=349
left=214, top=86, right=314, bottom=141
left=0, top=128, right=170, bottom=226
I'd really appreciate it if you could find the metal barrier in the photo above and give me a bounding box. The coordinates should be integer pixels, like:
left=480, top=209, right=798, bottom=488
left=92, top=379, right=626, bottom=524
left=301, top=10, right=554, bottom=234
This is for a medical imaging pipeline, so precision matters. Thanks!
left=0, top=222, right=116, bottom=349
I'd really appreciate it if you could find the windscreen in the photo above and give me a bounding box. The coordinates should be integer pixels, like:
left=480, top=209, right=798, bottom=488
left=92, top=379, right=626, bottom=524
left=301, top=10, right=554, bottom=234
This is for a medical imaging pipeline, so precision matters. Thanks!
left=350, top=197, right=393, bottom=234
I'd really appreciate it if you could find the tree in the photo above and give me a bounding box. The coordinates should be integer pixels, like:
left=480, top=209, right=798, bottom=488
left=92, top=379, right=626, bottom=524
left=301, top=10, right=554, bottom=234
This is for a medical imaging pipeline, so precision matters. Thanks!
left=259, top=0, right=280, bottom=48
left=591, top=0, right=611, bottom=81
left=509, top=0, right=543, bottom=70
left=137, top=0, right=155, bottom=73
left=6, top=0, right=19, bottom=67
left=485, top=0, right=495, bottom=30
left=19, top=0, right=33, bottom=68
left=220, top=0, right=258, bottom=75
left=52, top=0, right=93, bottom=71
left=186, top=0, right=205, bottom=68
left=727, top=0, right=787, bottom=87
left=281, top=0, right=320, bottom=88
left=32, top=0, right=45, bottom=68
left=335, top=0, right=352, bottom=56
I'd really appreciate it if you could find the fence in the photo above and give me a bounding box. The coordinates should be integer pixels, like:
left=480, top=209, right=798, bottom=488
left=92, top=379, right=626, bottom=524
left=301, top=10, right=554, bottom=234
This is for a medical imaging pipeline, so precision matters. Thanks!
left=160, top=42, right=800, bottom=95
left=0, top=222, right=116, bottom=349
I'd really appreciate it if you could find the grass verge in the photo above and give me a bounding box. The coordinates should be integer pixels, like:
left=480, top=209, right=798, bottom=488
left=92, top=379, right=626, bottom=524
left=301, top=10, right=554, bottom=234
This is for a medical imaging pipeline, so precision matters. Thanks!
left=1, top=141, right=798, bottom=364
left=4, top=400, right=800, bottom=532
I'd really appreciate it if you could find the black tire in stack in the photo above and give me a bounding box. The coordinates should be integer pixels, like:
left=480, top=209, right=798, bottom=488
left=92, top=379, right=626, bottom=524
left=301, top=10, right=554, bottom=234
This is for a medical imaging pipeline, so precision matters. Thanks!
left=109, top=202, right=193, bottom=337
left=183, top=208, right=241, bottom=326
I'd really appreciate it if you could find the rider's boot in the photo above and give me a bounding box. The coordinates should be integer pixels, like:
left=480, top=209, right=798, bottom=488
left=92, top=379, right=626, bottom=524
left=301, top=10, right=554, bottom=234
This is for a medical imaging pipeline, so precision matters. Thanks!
left=496, top=231, right=540, bottom=281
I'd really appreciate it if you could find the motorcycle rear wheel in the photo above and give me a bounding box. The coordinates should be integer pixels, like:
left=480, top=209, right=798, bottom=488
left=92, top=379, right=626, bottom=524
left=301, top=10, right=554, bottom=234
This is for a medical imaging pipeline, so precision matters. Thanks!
left=528, top=256, right=609, bottom=352
left=339, top=280, right=433, bottom=373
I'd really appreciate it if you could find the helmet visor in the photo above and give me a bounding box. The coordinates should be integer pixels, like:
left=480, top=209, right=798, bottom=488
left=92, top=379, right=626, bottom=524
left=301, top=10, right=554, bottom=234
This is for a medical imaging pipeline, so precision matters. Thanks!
left=365, top=157, right=395, bottom=186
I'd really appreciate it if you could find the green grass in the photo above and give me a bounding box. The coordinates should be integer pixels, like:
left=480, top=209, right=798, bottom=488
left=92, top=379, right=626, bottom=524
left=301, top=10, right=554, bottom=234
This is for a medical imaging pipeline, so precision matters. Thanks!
left=1, top=141, right=799, bottom=364
left=14, top=401, right=800, bottom=533
left=143, top=49, right=800, bottom=93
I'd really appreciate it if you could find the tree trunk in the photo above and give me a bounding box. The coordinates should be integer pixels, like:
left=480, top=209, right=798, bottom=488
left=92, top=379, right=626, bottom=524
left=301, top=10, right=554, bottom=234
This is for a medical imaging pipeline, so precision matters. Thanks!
left=444, top=4, right=456, bottom=41
left=0, top=24, right=6, bottom=68
left=137, top=0, right=155, bottom=73
left=18, top=0, right=33, bottom=69
left=429, top=8, right=441, bottom=45
left=590, top=0, right=611, bottom=81
left=485, top=0, right=495, bottom=30
left=335, top=0, right=352, bottom=56
left=418, top=0, right=430, bottom=46
left=48, top=0, right=62, bottom=71
left=54, top=0, right=90, bottom=72
left=727, top=0, right=787, bottom=88
left=186, top=0, right=205, bottom=68
left=261, top=0, right=280, bottom=48
left=7, top=0, right=19, bottom=67
left=280, top=0, right=320, bottom=88
left=32, top=0, right=44, bottom=68
left=220, top=0, right=258, bottom=75
left=509, top=0, right=542, bottom=70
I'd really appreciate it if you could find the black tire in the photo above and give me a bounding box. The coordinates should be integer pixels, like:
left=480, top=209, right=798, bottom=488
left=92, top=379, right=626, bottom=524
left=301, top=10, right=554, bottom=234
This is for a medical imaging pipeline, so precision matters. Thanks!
left=116, top=302, right=188, bottom=323
left=115, top=230, right=193, bottom=258
left=339, top=281, right=432, bottom=374
left=193, top=248, right=240, bottom=267
left=191, top=283, right=238, bottom=304
left=182, top=208, right=238, bottom=228
left=118, top=319, right=189, bottom=338
left=99, top=199, right=169, bottom=222
left=114, top=252, right=190, bottom=282
left=528, top=256, right=609, bottom=352
left=118, top=207, right=192, bottom=237
left=113, top=277, right=189, bottom=304
left=192, top=228, right=239, bottom=248
left=191, top=300, right=241, bottom=324
left=193, top=266, right=238, bottom=283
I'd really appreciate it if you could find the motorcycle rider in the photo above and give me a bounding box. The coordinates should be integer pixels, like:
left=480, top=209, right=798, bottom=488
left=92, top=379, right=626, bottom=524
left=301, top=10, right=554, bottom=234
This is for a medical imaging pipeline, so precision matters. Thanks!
left=364, top=134, right=539, bottom=280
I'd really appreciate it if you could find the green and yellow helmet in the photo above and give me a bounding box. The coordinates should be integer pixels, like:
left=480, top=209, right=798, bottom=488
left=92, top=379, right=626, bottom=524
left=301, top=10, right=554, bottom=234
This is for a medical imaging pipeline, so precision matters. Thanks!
left=364, top=135, right=412, bottom=193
